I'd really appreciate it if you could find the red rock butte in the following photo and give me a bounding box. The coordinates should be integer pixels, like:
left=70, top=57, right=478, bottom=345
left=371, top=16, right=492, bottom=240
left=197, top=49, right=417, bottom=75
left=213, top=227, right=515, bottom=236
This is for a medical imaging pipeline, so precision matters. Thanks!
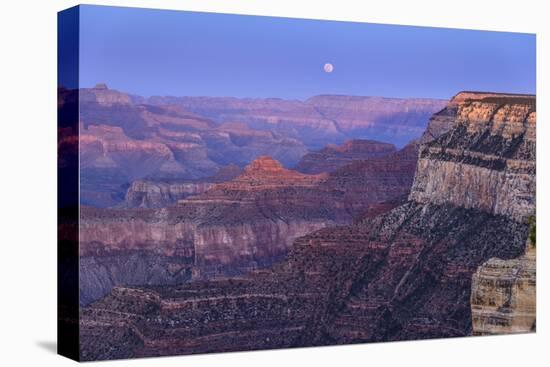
left=219, top=156, right=325, bottom=190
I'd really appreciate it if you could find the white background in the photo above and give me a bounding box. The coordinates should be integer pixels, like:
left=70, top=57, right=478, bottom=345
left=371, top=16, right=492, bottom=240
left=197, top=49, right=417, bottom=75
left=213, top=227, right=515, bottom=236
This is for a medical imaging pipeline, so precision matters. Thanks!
left=0, top=0, right=547, bottom=365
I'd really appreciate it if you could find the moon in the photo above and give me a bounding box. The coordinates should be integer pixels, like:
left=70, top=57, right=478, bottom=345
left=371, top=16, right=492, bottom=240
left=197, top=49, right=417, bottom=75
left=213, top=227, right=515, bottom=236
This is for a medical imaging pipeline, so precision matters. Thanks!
left=323, top=63, right=334, bottom=73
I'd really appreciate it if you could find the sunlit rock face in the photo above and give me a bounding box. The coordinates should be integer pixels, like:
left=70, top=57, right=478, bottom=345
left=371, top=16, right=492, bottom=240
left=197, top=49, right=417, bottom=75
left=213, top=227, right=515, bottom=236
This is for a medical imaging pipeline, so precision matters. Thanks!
left=471, top=243, right=536, bottom=336
left=409, top=92, right=536, bottom=221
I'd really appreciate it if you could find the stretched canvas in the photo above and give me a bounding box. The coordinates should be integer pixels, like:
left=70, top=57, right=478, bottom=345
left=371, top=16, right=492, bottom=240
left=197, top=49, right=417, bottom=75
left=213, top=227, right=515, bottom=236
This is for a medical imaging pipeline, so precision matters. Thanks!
left=58, top=4, right=536, bottom=361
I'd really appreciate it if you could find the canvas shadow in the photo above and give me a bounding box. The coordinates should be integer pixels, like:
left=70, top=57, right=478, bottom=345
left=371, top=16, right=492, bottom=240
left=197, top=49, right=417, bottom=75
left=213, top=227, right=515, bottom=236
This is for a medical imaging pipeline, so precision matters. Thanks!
left=36, top=340, right=57, bottom=354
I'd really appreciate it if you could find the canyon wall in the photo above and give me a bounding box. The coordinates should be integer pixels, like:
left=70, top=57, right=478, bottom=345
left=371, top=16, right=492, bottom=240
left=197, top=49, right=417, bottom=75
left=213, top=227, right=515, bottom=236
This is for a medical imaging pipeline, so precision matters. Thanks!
left=147, top=94, right=447, bottom=148
left=306, top=95, right=446, bottom=147
left=124, top=180, right=214, bottom=208
left=79, top=204, right=327, bottom=305
left=410, top=93, right=535, bottom=221
left=124, top=164, right=242, bottom=208
left=78, top=158, right=332, bottom=305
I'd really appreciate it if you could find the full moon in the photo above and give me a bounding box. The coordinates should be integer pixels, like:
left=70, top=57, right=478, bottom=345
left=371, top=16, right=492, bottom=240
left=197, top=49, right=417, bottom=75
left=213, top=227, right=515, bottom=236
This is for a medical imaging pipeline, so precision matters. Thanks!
left=323, top=63, right=334, bottom=73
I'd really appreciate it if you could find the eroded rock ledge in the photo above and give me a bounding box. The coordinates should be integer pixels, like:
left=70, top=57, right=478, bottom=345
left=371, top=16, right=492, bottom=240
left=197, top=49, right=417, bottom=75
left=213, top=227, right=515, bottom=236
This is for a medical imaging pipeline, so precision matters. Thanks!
left=471, top=243, right=536, bottom=335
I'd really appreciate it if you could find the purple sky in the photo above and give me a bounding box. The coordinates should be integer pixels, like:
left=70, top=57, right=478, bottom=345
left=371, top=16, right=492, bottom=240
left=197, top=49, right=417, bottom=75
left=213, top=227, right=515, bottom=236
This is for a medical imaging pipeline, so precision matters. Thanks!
left=78, top=5, right=536, bottom=100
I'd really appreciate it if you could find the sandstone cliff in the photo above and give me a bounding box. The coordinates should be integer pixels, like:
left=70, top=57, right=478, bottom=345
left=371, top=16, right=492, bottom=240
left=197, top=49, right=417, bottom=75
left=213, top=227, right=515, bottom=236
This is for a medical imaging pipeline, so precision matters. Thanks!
left=409, top=92, right=535, bottom=221
left=79, top=92, right=535, bottom=360
left=471, top=242, right=536, bottom=335
left=124, top=180, right=214, bottom=208
left=124, top=164, right=242, bottom=208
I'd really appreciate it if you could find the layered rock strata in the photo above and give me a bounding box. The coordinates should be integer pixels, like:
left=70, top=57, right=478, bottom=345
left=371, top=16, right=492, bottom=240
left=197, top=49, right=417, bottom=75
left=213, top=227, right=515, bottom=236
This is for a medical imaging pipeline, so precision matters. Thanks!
left=147, top=94, right=447, bottom=148
left=124, top=164, right=242, bottom=208
left=68, top=86, right=309, bottom=206
left=124, top=181, right=214, bottom=208
left=78, top=158, right=329, bottom=305
left=70, top=85, right=447, bottom=207
left=79, top=149, right=420, bottom=305
left=409, top=93, right=535, bottom=221
left=471, top=241, right=536, bottom=335
left=306, top=95, right=447, bottom=147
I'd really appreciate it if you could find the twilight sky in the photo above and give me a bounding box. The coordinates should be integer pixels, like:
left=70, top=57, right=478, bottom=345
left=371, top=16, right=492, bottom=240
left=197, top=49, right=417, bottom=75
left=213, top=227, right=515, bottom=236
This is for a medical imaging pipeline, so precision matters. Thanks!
left=79, top=5, right=536, bottom=100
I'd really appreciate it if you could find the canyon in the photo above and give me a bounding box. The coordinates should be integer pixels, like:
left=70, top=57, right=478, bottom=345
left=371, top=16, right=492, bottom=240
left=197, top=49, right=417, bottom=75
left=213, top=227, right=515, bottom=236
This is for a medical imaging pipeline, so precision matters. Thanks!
left=78, top=145, right=420, bottom=305
left=146, top=94, right=447, bottom=148
left=78, top=91, right=536, bottom=360
left=67, top=84, right=446, bottom=207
